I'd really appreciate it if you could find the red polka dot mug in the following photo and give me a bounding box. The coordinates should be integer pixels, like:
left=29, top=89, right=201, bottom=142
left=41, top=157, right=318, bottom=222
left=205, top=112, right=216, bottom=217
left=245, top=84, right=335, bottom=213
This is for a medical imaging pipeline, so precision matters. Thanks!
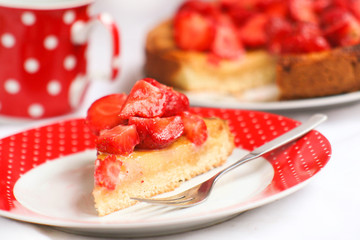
left=0, top=0, right=120, bottom=119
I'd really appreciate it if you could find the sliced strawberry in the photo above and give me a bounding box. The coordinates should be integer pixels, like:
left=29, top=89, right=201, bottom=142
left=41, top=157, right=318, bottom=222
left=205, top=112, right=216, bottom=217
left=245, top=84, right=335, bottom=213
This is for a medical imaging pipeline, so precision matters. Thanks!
left=266, top=17, right=293, bottom=54
left=238, top=13, right=268, bottom=48
left=143, top=78, right=189, bottom=116
left=219, top=0, right=260, bottom=10
left=119, top=80, right=167, bottom=119
left=322, top=8, right=360, bottom=47
left=262, top=1, right=288, bottom=18
left=178, top=0, right=219, bottom=17
left=332, top=0, right=349, bottom=9
left=313, top=0, right=332, bottom=13
left=211, top=15, right=245, bottom=60
left=96, top=124, right=140, bottom=155
left=174, top=9, right=215, bottom=51
left=281, top=22, right=330, bottom=54
left=95, top=155, right=122, bottom=190
left=332, top=0, right=360, bottom=20
left=181, top=112, right=208, bottom=146
left=288, top=0, right=318, bottom=24
left=129, top=116, right=184, bottom=149
left=85, top=93, right=127, bottom=135
left=349, top=0, right=360, bottom=21
left=162, top=90, right=190, bottom=117
left=226, top=4, right=255, bottom=26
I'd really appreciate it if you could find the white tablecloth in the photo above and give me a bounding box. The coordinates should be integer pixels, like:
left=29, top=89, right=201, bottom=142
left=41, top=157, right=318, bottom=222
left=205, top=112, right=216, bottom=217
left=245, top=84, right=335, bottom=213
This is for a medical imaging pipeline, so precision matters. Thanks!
left=1, top=1, right=359, bottom=239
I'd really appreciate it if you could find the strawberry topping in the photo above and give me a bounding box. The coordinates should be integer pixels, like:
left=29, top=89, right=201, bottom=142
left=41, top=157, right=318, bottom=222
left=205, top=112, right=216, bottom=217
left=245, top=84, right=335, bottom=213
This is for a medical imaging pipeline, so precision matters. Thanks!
left=119, top=80, right=167, bottom=119
left=281, top=22, right=330, bottom=54
left=211, top=15, right=245, bottom=59
left=238, top=13, right=268, bottom=48
left=174, top=8, right=215, bottom=51
left=86, top=78, right=207, bottom=170
left=266, top=17, right=293, bottom=54
left=181, top=111, right=208, bottom=146
left=95, top=155, right=122, bottom=190
left=129, top=116, right=185, bottom=149
left=173, top=0, right=360, bottom=56
left=321, top=8, right=360, bottom=47
left=288, top=0, right=318, bottom=24
left=143, top=78, right=190, bottom=116
left=96, top=124, right=140, bottom=155
left=85, top=93, right=127, bottom=135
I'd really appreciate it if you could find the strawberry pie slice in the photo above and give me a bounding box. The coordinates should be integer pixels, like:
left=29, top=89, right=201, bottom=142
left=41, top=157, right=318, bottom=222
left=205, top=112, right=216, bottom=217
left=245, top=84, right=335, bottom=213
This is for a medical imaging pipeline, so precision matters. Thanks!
left=86, top=78, right=234, bottom=216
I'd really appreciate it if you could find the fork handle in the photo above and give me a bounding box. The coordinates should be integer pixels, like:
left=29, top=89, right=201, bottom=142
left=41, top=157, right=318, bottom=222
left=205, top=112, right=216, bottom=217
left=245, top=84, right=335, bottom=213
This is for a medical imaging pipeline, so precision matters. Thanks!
left=213, top=114, right=327, bottom=182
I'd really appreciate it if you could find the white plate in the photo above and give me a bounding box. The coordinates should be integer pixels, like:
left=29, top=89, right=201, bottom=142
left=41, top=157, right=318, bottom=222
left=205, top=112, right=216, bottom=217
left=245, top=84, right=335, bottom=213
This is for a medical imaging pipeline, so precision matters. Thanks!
left=0, top=110, right=331, bottom=237
left=12, top=149, right=273, bottom=237
left=186, top=88, right=360, bottom=111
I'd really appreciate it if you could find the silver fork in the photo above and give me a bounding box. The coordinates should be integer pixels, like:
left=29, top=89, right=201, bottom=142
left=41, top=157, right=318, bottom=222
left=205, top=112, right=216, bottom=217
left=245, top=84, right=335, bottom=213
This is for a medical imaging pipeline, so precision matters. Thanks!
left=131, top=114, right=327, bottom=208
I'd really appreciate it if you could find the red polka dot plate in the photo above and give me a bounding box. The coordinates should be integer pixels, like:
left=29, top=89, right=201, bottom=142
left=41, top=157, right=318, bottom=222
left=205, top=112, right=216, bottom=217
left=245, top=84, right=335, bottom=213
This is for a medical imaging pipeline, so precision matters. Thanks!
left=0, top=108, right=331, bottom=237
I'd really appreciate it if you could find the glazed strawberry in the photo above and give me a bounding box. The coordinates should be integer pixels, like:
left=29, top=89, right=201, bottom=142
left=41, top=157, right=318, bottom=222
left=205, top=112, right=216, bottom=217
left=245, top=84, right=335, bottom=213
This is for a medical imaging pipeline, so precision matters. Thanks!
left=313, top=0, right=332, bottom=13
left=225, top=4, right=255, bottom=26
left=129, top=116, right=184, bottom=149
left=162, top=91, right=189, bottom=117
left=266, top=17, right=293, bottom=54
left=143, top=78, right=189, bottom=116
left=119, top=80, right=167, bottom=119
left=332, top=0, right=360, bottom=25
left=174, top=9, right=215, bottom=51
left=288, top=0, right=318, bottom=24
left=95, top=155, right=122, bottom=190
left=238, top=13, right=268, bottom=48
left=181, top=111, right=208, bottom=146
left=322, top=8, right=360, bottom=47
left=96, top=124, right=140, bottom=155
left=262, top=1, right=288, bottom=18
left=281, top=22, right=330, bottom=54
left=219, top=0, right=260, bottom=10
left=179, top=0, right=218, bottom=17
left=349, top=1, right=360, bottom=21
left=85, top=93, right=127, bottom=135
left=211, top=15, right=244, bottom=59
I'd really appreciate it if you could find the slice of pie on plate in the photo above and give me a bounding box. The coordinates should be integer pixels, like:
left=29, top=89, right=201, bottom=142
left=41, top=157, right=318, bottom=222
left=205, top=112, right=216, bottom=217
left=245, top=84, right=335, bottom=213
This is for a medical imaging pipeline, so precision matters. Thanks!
left=86, top=78, right=235, bottom=216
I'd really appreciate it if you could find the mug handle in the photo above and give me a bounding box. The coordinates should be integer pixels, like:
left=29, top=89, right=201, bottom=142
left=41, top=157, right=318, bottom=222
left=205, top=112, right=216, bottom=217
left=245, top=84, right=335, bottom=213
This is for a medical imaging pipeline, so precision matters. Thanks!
left=71, top=12, right=121, bottom=80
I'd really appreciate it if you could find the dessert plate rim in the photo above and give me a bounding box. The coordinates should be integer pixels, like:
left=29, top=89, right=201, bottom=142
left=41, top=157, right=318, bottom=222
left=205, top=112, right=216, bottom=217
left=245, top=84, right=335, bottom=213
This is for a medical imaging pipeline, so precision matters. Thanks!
left=0, top=108, right=332, bottom=237
left=186, top=90, right=360, bottom=111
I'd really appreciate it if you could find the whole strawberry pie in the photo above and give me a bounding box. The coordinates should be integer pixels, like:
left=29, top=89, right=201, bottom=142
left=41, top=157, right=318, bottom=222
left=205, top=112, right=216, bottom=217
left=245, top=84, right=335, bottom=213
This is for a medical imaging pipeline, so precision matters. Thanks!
left=86, top=78, right=234, bottom=216
left=145, top=0, right=360, bottom=101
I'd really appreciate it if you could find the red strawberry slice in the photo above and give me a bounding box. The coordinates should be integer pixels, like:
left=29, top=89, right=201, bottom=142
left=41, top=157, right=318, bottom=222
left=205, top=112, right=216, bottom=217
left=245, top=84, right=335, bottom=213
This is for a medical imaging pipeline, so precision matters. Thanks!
left=346, top=0, right=360, bottom=21
left=96, top=124, right=140, bottom=155
left=281, top=22, right=330, bottom=54
left=263, top=2, right=288, bottom=18
left=181, top=111, right=208, bottom=146
left=119, top=80, right=167, bottom=119
left=143, top=78, right=189, bottom=117
left=289, top=0, right=318, bottom=24
left=238, top=13, right=268, bottom=48
left=174, top=9, right=215, bottom=51
left=313, top=0, right=332, bottom=13
left=225, top=4, right=255, bottom=26
left=219, top=0, right=260, bottom=10
left=333, top=0, right=360, bottom=20
left=322, top=8, right=360, bottom=47
left=179, top=0, right=218, bottom=17
left=266, top=17, right=293, bottom=54
left=129, top=116, right=184, bottom=149
left=211, top=15, right=245, bottom=60
left=85, top=93, right=127, bottom=135
left=95, top=155, right=122, bottom=190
